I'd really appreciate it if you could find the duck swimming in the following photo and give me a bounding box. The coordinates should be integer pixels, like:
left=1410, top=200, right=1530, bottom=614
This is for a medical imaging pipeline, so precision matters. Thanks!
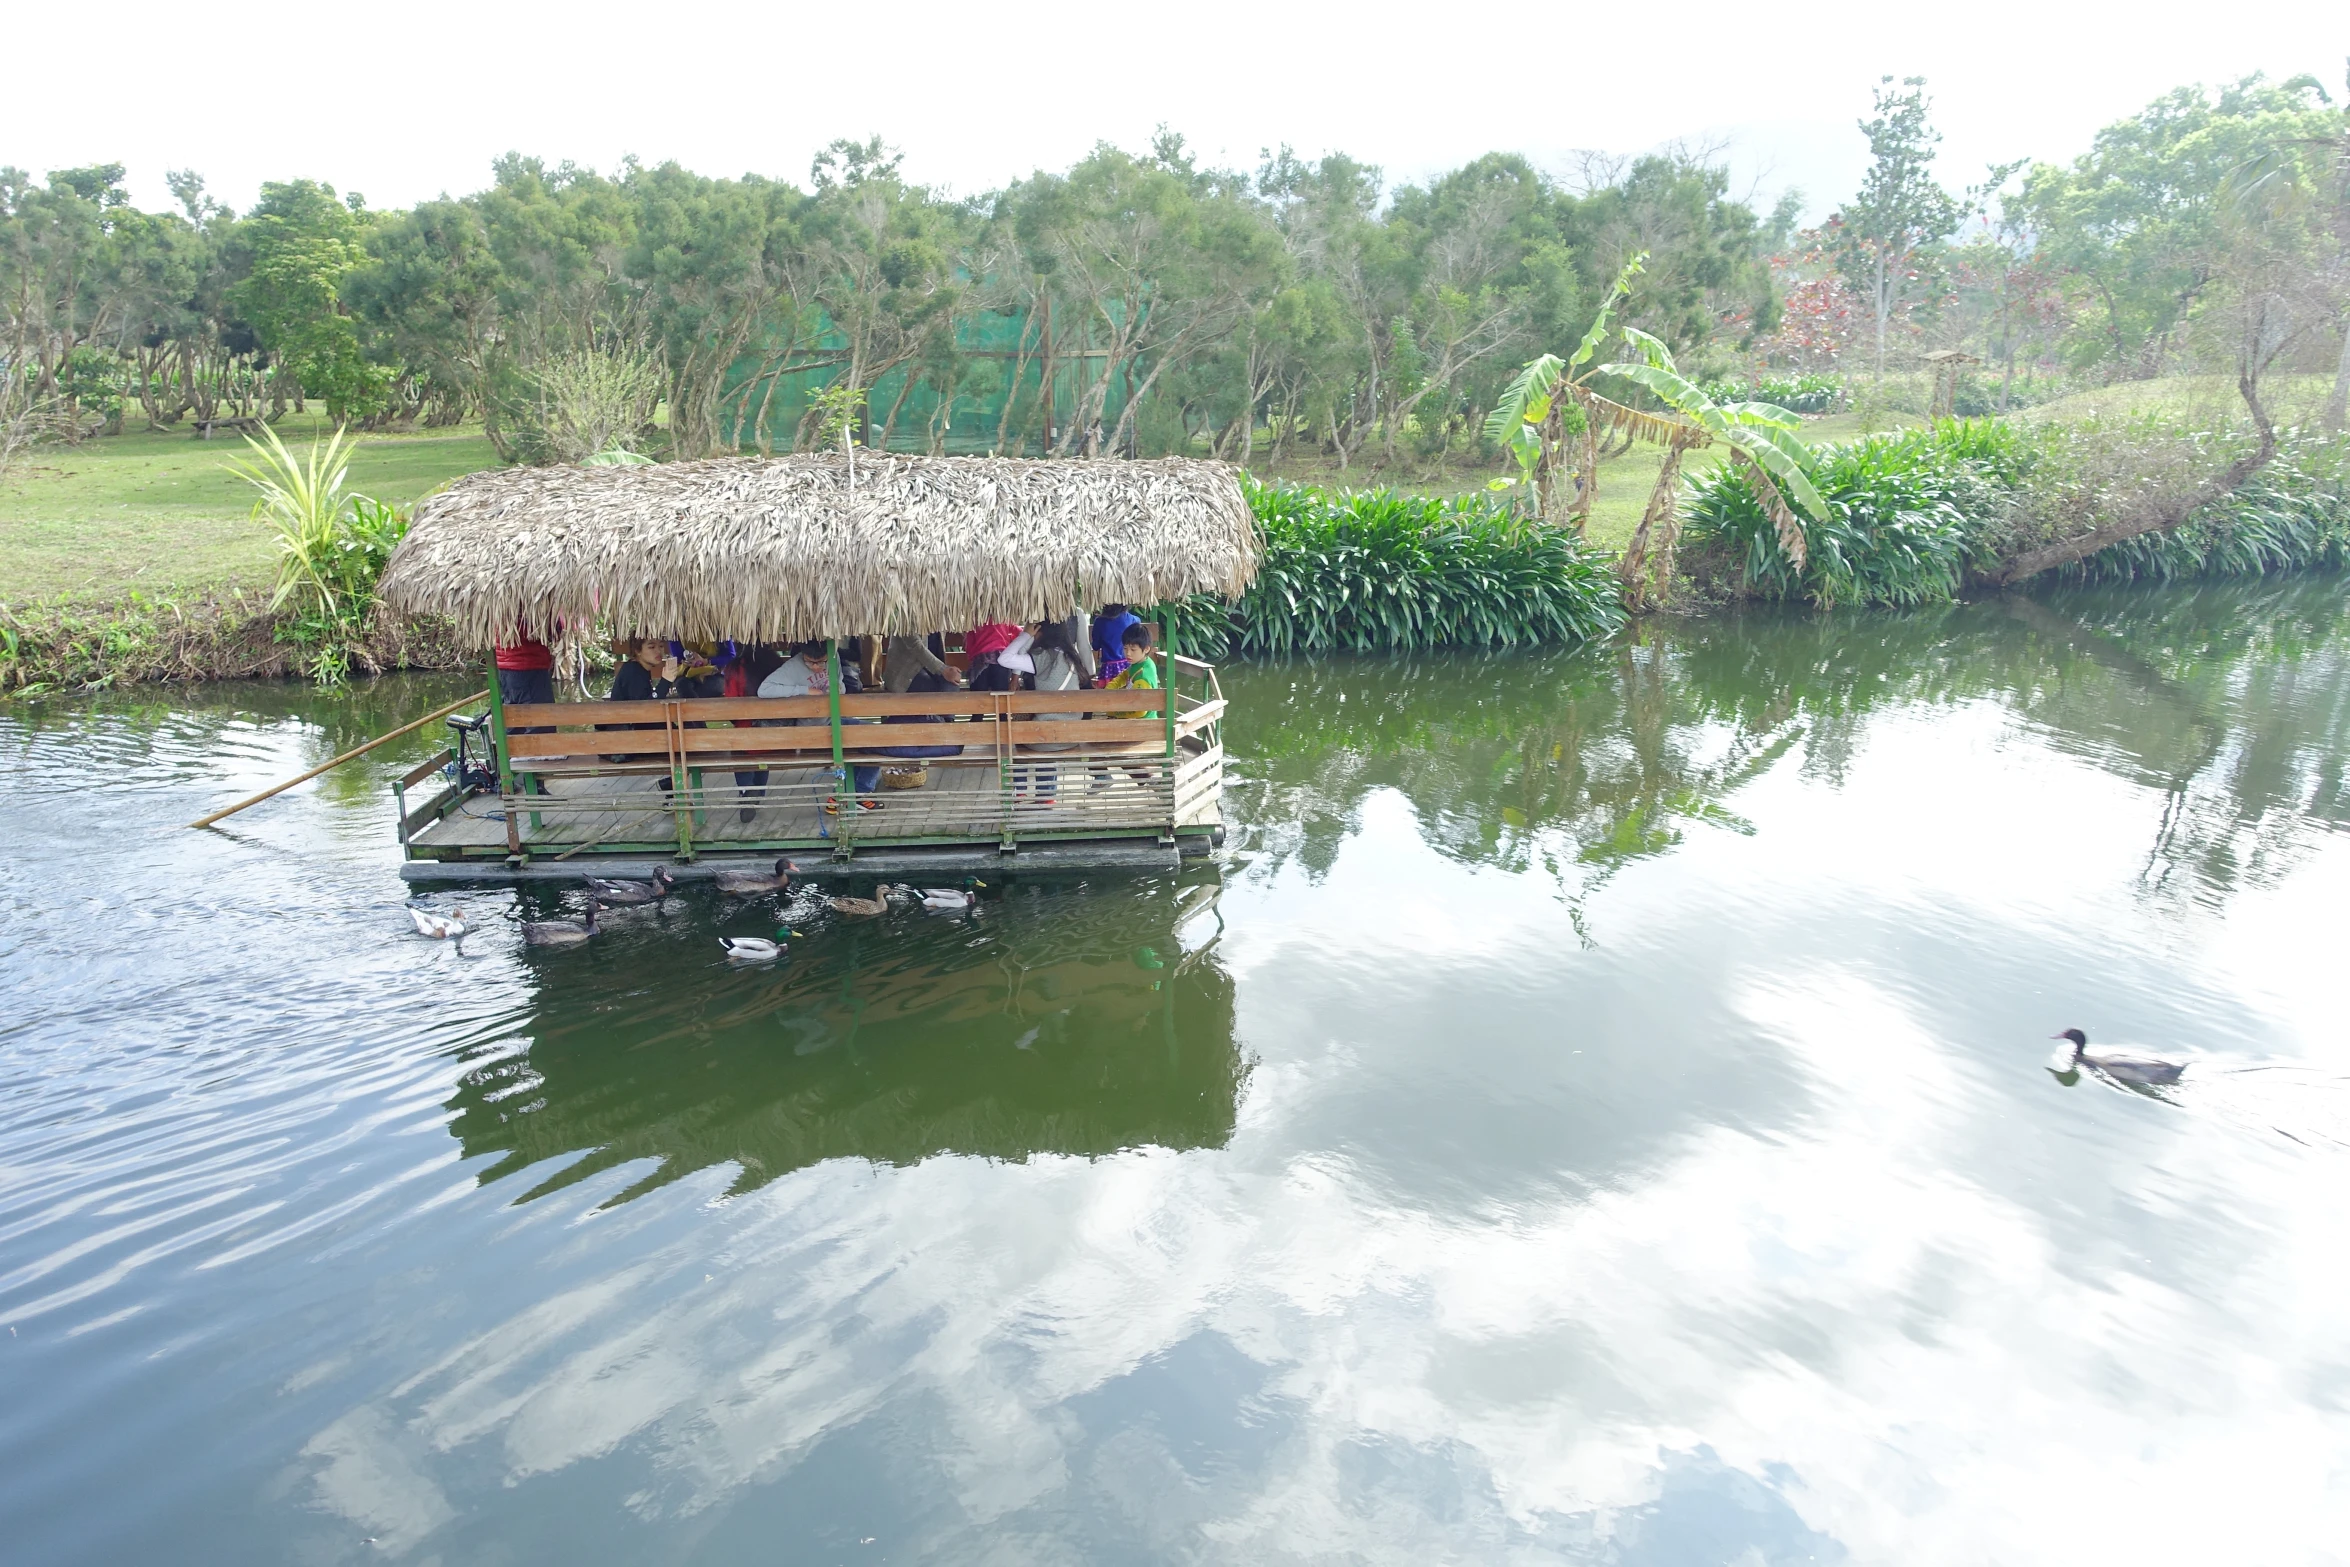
left=406, top=905, right=467, bottom=941
left=826, top=888, right=895, bottom=918
left=713, top=858, right=797, bottom=896
left=719, top=928, right=793, bottom=962
left=584, top=865, right=676, bottom=906
left=2055, top=1028, right=2186, bottom=1087
left=915, top=878, right=986, bottom=912
left=523, top=902, right=602, bottom=948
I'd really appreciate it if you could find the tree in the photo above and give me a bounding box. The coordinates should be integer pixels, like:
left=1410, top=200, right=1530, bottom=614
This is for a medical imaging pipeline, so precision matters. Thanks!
left=1006, top=135, right=1279, bottom=458
left=2016, top=74, right=2342, bottom=382
left=232, top=180, right=384, bottom=420
left=1837, top=77, right=1961, bottom=380
left=1600, top=332, right=1825, bottom=605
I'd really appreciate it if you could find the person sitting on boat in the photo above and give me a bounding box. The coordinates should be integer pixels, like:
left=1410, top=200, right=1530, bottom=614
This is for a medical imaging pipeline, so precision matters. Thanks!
left=1100, top=621, right=1162, bottom=791
left=728, top=642, right=787, bottom=820
left=1019, top=614, right=1096, bottom=801
left=601, top=637, right=679, bottom=784
left=608, top=637, right=678, bottom=702
left=758, top=640, right=882, bottom=813
left=964, top=622, right=1025, bottom=693
left=876, top=633, right=964, bottom=765
left=1104, top=621, right=1158, bottom=712
left=884, top=633, right=959, bottom=695
left=1093, top=603, right=1141, bottom=685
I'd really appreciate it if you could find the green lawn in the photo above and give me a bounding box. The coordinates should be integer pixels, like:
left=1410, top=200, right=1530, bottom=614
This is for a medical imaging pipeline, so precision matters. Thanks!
left=0, top=413, right=498, bottom=602
left=2021, top=372, right=2334, bottom=428
left=15, top=381, right=2308, bottom=608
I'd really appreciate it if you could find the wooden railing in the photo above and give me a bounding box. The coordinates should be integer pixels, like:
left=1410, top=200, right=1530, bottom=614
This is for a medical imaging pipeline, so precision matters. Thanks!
left=497, top=690, right=1181, bottom=767
left=452, top=683, right=1223, bottom=862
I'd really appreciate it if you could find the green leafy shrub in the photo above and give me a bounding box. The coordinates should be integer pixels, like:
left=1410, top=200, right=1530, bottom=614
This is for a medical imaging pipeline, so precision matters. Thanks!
left=1162, top=481, right=1625, bottom=656
left=2063, top=431, right=2350, bottom=582
left=1687, top=422, right=2024, bottom=608
left=1699, top=372, right=1843, bottom=414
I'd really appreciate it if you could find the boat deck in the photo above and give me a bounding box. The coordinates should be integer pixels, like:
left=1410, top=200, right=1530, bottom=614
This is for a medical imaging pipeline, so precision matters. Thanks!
left=394, top=659, right=1229, bottom=879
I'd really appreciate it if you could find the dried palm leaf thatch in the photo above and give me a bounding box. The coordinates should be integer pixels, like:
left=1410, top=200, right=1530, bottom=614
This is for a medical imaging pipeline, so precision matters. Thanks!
left=378, top=453, right=1262, bottom=648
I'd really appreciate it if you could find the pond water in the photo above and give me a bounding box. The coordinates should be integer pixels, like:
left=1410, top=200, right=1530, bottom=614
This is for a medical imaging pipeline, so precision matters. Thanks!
left=6, top=581, right=2350, bottom=1564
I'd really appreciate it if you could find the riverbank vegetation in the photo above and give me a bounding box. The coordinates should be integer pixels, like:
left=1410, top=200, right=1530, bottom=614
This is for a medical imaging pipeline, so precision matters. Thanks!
left=1167, top=482, right=1625, bottom=657
left=1682, top=415, right=2350, bottom=607
left=5, top=65, right=2348, bottom=689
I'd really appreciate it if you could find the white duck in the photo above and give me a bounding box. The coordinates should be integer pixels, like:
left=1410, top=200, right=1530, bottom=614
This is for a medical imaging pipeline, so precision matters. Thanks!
left=406, top=905, right=468, bottom=941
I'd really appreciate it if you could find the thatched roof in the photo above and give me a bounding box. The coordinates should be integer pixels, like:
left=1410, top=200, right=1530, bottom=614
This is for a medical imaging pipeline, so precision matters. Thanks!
left=378, top=453, right=1260, bottom=648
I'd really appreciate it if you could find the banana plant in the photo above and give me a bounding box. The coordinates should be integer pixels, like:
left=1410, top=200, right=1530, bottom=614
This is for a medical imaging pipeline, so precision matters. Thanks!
left=1483, top=253, right=1654, bottom=529
left=1599, top=326, right=1825, bottom=603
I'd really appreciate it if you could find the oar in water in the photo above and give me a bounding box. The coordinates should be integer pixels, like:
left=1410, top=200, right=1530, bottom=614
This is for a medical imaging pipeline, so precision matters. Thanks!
left=186, top=688, right=489, bottom=830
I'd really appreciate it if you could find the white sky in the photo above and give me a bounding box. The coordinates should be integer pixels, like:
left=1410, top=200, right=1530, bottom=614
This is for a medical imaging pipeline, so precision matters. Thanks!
left=7, top=1, right=2344, bottom=223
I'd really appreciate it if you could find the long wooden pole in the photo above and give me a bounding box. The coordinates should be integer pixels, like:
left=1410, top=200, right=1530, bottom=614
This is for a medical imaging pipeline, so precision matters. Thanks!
left=186, top=687, right=489, bottom=830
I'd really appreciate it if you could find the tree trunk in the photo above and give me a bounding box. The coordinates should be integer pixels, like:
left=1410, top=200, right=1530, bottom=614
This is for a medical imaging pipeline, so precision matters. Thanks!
left=1566, top=398, right=1600, bottom=533
left=1616, top=443, right=1689, bottom=609
left=2324, top=312, right=2350, bottom=434
left=874, top=372, right=916, bottom=453
left=1873, top=248, right=1890, bottom=382
left=992, top=294, right=1042, bottom=456
left=1996, top=371, right=2279, bottom=584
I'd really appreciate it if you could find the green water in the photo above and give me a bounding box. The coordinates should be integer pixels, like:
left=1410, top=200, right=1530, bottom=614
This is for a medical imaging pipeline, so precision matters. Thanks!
left=5, top=580, right=2350, bottom=1563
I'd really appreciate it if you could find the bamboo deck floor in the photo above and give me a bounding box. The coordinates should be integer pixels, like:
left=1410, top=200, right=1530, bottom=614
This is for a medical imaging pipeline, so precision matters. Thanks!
left=408, top=755, right=1211, bottom=854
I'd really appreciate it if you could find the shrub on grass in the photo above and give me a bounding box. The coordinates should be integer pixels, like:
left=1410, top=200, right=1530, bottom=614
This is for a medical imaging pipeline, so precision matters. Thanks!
left=1699, top=372, right=1843, bottom=414
left=1161, top=481, right=1625, bottom=657
left=1687, top=423, right=2022, bottom=607
left=228, top=424, right=411, bottom=685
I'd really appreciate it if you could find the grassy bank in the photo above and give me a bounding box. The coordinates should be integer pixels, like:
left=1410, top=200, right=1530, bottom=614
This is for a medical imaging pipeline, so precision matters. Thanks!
left=0, top=414, right=497, bottom=602
left=4, top=377, right=2339, bottom=694
left=0, top=592, right=468, bottom=696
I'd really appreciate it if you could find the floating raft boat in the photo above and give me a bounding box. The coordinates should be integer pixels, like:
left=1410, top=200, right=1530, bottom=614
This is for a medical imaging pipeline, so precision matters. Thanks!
left=376, top=453, right=1254, bottom=882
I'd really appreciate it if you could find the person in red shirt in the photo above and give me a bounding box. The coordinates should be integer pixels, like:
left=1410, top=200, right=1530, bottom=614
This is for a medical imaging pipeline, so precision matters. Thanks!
left=494, top=626, right=557, bottom=710
left=494, top=626, right=559, bottom=793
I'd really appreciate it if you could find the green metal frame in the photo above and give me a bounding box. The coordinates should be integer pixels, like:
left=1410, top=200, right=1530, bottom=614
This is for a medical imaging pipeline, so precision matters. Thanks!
left=484, top=656, right=527, bottom=860
left=485, top=656, right=512, bottom=791
left=825, top=639, right=851, bottom=856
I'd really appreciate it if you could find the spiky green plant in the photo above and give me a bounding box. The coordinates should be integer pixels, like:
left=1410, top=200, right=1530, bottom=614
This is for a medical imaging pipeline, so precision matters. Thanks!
left=226, top=423, right=407, bottom=683
left=1161, top=480, right=1625, bottom=657
left=1685, top=422, right=2022, bottom=607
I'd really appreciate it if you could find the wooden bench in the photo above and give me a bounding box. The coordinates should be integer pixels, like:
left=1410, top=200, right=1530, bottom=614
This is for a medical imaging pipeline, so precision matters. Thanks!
left=496, top=690, right=1182, bottom=777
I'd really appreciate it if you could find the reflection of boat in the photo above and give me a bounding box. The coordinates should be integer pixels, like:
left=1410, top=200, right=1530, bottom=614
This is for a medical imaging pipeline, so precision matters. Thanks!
left=447, top=875, right=1239, bottom=1205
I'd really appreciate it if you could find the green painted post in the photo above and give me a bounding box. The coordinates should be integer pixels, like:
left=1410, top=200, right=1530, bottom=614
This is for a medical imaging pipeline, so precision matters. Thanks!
left=1160, top=618, right=1177, bottom=759
left=1160, top=617, right=1177, bottom=838
left=485, top=654, right=527, bottom=858
left=485, top=655, right=512, bottom=791
left=826, top=638, right=850, bottom=852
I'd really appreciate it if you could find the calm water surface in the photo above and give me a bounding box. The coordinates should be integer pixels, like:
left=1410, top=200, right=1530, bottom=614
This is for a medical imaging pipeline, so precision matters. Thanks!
left=6, top=583, right=2350, bottom=1564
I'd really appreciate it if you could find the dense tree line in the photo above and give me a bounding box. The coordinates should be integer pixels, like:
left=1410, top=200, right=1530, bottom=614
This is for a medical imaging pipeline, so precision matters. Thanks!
left=4, top=69, right=2346, bottom=472
left=0, top=136, right=1781, bottom=463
